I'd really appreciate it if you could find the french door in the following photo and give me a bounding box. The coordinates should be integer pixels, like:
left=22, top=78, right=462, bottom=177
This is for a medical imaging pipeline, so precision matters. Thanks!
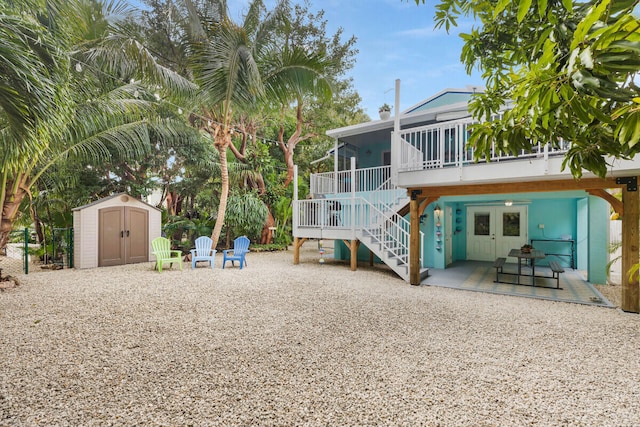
left=466, top=205, right=528, bottom=261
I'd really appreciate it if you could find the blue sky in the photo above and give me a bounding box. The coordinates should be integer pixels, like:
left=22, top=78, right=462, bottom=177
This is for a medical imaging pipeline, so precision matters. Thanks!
left=230, top=0, right=484, bottom=118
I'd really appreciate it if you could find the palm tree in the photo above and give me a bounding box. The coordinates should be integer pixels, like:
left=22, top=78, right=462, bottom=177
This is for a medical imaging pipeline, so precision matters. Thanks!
left=0, top=0, right=194, bottom=248
left=183, top=0, right=268, bottom=249
left=184, top=0, right=332, bottom=248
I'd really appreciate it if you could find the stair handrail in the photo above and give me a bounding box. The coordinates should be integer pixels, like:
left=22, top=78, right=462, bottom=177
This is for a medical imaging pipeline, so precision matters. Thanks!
left=360, top=197, right=423, bottom=267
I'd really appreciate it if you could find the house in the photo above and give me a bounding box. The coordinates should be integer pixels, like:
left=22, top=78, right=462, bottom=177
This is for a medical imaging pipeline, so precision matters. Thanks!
left=292, top=81, right=640, bottom=313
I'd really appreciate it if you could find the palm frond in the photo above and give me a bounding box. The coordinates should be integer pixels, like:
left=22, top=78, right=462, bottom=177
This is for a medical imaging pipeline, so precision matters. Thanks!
left=263, top=46, right=333, bottom=105
left=194, top=22, right=264, bottom=112
left=84, top=35, right=197, bottom=96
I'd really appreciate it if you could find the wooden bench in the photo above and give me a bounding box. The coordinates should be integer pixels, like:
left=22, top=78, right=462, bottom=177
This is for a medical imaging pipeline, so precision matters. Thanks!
left=493, top=257, right=506, bottom=283
left=548, top=260, right=564, bottom=289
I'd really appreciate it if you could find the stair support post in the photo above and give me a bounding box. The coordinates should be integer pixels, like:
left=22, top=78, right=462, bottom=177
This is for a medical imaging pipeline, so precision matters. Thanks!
left=409, top=197, right=421, bottom=285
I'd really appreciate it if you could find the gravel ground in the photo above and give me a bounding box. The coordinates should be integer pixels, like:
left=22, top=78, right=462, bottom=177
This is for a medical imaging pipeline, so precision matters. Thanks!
left=1, top=247, right=640, bottom=426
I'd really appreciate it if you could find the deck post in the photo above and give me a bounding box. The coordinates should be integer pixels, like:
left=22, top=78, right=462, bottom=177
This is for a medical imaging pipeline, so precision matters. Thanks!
left=409, top=196, right=421, bottom=285
left=621, top=180, right=639, bottom=312
left=293, top=237, right=307, bottom=265
left=348, top=240, right=360, bottom=271
left=351, top=157, right=356, bottom=234
left=293, top=165, right=299, bottom=266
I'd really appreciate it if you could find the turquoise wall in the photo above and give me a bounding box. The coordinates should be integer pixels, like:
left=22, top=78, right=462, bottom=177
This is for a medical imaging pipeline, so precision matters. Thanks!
left=357, top=141, right=390, bottom=169
left=587, top=196, right=609, bottom=284
left=577, top=198, right=589, bottom=271
left=331, top=193, right=609, bottom=282
left=528, top=199, right=577, bottom=243
left=527, top=198, right=577, bottom=268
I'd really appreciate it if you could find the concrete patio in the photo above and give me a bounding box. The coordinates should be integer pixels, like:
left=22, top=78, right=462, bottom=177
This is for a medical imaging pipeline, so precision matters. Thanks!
left=424, top=260, right=614, bottom=308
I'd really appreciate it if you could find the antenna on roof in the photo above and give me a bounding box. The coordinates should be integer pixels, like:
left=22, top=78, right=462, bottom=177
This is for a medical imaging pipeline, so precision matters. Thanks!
left=384, top=87, right=393, bottom=103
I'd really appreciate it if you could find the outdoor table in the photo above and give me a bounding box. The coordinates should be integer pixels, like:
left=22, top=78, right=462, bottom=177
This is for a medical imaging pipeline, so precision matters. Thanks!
left=508, top=248, right=546, bottom=286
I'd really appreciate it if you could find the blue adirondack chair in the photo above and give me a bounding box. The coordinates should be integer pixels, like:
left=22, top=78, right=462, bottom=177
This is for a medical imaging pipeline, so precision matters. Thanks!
left=222, top=236, right=250, bottom=269
left=190, top=236, right=217, bottom=269
left=151, top=237, right=183, bottom=272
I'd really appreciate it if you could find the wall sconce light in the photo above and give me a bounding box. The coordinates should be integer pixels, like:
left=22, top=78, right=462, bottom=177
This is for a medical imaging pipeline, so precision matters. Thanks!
left=505, top=200, right=513, bottom=206
left=434, top=204, right=441, bottom=220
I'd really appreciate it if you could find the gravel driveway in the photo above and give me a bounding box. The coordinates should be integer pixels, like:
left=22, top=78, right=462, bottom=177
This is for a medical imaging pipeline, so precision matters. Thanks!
left=1, top=247, right=639, bottom=426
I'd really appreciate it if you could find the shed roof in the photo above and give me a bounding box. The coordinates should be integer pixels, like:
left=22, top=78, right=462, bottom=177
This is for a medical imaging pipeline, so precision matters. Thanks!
left=72, top=193, right=161, bottom=212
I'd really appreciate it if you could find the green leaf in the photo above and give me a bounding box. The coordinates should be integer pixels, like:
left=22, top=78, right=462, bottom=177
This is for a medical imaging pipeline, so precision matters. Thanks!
left=517, top=0, right=533, bottom=23
left=597, top=53, right=639, bottom=63
left=609, top=40, right=640, bottom=54
left=537, top=0, right=548, bottom=19
left=590, top=104, right=614, bottom=125
left=494, top=0, right=511, bottom=18
left=571, top=0, right=610, bottom=50
left=628, top=113, right=640, bottom=148
left=570, top=98, right=593, bottom=124
left=562, top=0, right=573, bottom=11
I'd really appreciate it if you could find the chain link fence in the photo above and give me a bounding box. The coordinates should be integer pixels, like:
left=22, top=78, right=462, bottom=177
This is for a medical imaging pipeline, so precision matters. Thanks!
left=0, top=227, right=73, bottom=277
left=0, top=228, right=30, bottom=277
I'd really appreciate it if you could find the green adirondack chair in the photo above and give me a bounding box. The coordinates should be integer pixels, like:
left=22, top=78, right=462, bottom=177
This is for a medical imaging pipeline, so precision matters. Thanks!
left=151, top=237, right=183, bottom=272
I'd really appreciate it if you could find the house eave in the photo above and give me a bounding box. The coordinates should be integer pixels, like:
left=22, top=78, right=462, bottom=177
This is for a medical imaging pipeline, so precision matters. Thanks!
left=396, top=156, right=640, bottom=189
left=326, top=101, right=473, bottom=140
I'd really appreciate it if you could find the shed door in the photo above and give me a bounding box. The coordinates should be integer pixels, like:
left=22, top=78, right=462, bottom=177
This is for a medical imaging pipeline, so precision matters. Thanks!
left=125, top=207, right=148, bottom=264
left=99, top=206, right=149, bottom=266
left=99, top=207, right=126, bottom=267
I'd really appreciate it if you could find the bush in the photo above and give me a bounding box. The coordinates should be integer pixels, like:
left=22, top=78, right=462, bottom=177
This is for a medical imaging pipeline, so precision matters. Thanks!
left=250, top=243, right=288, bottom=252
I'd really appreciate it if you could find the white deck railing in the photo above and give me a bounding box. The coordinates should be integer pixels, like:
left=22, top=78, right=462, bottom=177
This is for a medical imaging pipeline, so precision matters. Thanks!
left=397, top=117, right=570, bottom=172
left=361, top=198, right=420, bottom=268
left=311, top=165, right=392, bottom=196
left=295, top=196, right=422, bottom=266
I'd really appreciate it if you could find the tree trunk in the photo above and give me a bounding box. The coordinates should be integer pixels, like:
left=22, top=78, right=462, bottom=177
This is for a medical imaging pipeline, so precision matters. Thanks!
left=0, top=186, right=28, bottom=250
left=210, top=140, right=230, bottom=249
left=260, top=209, right=275, bottom=244
left=279, top=103, right=315, bottom=188
left=165, top=191, right=183, bottom=216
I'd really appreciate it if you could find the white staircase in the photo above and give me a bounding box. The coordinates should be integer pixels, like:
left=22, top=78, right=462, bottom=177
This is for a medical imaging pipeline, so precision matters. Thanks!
left=298, top=165, right=428, bottom=283
left=355, top=193, right=429, bottom=282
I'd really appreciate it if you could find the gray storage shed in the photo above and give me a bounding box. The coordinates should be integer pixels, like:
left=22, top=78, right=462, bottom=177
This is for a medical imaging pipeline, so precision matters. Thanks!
left=73, top=193, right=162, bottom=269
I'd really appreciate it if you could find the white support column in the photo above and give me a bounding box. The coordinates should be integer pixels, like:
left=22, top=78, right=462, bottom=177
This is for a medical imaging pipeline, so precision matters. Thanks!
left=293, top=165, right=299, bottom=231
left=543, top=141, right=550, bottom=174
left=391, top=79, right=401, bottom=185
left=351, top=157, right=356, bottom=233
left=333, top=138, right=339, bottom=194
left=457, top=123, right=464, bottom=179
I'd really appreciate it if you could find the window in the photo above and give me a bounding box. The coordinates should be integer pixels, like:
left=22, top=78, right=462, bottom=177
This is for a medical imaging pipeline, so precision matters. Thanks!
left=382, top=151, right=391, bottom=166
left=474, top=213, right=490, bottom=236
left=502, top=212, right=520, bottom=236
